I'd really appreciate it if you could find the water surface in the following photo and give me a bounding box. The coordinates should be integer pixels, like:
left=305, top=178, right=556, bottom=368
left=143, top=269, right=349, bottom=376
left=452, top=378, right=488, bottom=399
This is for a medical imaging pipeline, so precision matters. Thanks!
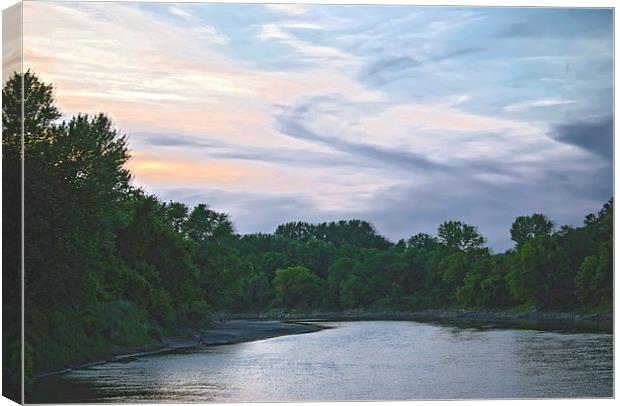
left=30, top=320, right=613, bottom=402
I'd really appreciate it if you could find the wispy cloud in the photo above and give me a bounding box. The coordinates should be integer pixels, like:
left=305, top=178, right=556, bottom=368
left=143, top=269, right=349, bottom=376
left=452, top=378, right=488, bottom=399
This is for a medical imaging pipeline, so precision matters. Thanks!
left=2, top=3, right=22, bottom=83
left=258, top=21, right=355, bottom=65
left=275, top=106, right=449, bottom=173
left=504, top=99, right=577, bottom=112
left=169, top=5, right=191, bottom=19
left=20, top=2, right=613, bottom=249
left=359, top=45, right=486, bottom=86
left=264, top=4, right=309, bottom=16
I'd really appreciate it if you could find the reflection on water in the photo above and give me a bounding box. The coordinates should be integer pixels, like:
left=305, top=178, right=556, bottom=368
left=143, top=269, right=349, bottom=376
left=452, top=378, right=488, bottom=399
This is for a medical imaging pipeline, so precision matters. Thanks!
left=30, top=321, right=613, bottom=403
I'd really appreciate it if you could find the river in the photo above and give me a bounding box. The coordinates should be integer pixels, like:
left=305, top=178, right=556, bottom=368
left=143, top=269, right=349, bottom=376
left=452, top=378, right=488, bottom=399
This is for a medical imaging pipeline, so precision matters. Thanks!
left=29, top=320, right=613, bottom=402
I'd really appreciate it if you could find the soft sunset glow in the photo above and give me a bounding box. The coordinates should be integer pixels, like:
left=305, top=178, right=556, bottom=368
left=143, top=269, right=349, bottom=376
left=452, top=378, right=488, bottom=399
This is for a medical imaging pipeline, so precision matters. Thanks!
left=13, top=1, right=613, bottom=250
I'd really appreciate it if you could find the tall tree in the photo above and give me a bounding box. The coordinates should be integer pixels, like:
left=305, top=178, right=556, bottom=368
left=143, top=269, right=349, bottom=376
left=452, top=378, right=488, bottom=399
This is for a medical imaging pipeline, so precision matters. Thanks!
left=3, top=70, right=61, bottom=144
left=510, top=214, right=554, bottom=248
left=186, top=204, right=243, bottom=309
left=437, top=221, right=485, bottom=251
left=0, top=71, right=59, bottom=403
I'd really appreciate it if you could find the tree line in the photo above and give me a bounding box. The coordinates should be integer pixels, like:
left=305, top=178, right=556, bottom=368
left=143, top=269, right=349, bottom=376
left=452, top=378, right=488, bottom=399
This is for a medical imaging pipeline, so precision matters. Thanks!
left=2, top=72, right=613, bottom=400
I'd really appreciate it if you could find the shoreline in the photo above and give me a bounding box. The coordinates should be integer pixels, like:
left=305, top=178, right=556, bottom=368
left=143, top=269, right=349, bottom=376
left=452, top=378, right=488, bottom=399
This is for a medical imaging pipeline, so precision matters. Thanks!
left=229, top=308, right=613, bottom=332
left=33, top=308, right=612, bottom=381
left=33, top=320, right=324, bottom=381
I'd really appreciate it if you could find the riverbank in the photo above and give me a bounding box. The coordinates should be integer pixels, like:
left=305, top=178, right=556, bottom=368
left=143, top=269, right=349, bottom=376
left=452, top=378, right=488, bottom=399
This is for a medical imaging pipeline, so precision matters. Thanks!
left=34, top=320, right=323, bottom=380
left=33, top=308, right=612, bottom=380
left=30, top=318, right=613, bottom=403
left=227, top=308, right=613, bottom=333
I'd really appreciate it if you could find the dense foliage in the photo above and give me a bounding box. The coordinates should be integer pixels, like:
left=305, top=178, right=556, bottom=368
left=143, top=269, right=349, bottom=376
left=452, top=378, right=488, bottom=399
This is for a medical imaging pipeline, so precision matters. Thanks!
left=2, top=72, right=613, bottom=399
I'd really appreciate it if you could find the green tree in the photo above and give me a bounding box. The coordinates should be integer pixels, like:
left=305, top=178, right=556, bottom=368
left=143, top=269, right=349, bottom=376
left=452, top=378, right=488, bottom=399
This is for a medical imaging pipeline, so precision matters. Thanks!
left=115, top=192, right=203, bottom=326
left=407, top=233, right=439, bottom=250
left=454, top=253, right=512, bottom=309
left=326, top=257, right=357, bottom=307
left=0, top=71, right=60, bottom=402
left=437, top=247, right=491, bottom=304
left=186, top=203, right=234, bottom=242
left=336, top=250, right=406, bottom=309
left=510, top=213, right=554, bottom=248
left=575, top=241, right=612, bottom=310
left=4, top=72, right=149, bottom=387
left=162, top=201, right=189, bottom=233
left=506, top=235, right=574, bottom=309
left=3, top=70, right=61, bottom=143
left=186, top=204, right=243, bottom=309
left=574, top=200, right=613, bottom=310
left=437, top=221, right=485, bottom=251
left=25, top=112, right=132, bottom=310
left=272, top=266, right=325, bottom=309
left=240, top=270, right=275, bottom=312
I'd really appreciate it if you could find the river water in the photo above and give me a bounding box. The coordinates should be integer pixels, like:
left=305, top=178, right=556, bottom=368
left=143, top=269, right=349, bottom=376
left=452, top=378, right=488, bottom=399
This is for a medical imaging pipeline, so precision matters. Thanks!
left=30, top=320, right=613, bottom=402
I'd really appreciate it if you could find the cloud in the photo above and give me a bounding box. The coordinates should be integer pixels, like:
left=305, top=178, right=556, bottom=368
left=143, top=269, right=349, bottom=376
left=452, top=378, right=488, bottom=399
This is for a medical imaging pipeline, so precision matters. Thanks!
left=21, top=3, right=612, bottom=251
left=268, top=92, right=589, bottom=191
left=258, top=22, right=355, bottom=64
left=2, top=3, right=22, bottom=83
left=274, top=106, right=449, bottom=173
left=126, top=152, right=273, bottom=189
left=550, top=116, right=613, bottom=160
left=180, top=188, right=319, bottom=230
left=137, top=133, right=225, bottom=148
left=495, top=10, right=612, bottom=40
left=360, top=46, right=485, bottom=86
left=169, top=5, right=191, bottom=19
left=158, top=157, right=612, bottom=252
left=361, top=56, right=421, bottom=82
left=264, top=4, right=309, bottom=16
left=362, top=162, right=612, bottom=252
left=137, top=132, right=372, bottom=170
left=23, top=1, right=384, bottom=141
left=357, top=101, right=538, bottom=137
left=206, top=147, right=363, bottom=170
left=504, top=99, right=577, bottom=112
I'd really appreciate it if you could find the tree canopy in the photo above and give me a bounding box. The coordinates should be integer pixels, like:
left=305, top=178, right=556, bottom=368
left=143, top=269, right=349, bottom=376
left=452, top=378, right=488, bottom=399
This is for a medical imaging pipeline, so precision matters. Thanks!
left=510, top=214, right=554, bottom=248
left=438, top=221, right=485, bottom=251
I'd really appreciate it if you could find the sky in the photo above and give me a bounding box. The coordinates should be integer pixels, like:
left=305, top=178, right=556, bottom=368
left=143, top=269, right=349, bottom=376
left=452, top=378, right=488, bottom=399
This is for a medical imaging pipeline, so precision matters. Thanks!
left=6, top=1, right=614, bottom=251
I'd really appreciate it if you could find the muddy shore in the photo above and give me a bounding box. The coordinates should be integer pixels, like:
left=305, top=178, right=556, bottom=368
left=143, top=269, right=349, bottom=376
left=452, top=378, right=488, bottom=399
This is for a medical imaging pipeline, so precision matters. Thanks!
left=34, top=320, right=323, bottom=380
left=34, top=308, right=612, bottom=380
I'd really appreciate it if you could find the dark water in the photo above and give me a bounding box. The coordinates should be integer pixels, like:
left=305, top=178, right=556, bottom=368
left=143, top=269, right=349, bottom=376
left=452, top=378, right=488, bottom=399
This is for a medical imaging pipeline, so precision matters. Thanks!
left=30, top=321, right=613, bottom=402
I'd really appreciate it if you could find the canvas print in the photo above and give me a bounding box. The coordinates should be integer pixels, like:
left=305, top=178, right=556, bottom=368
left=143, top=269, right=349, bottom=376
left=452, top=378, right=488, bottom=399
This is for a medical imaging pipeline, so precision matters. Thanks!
left=1, top=1, right=614, bottom=403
